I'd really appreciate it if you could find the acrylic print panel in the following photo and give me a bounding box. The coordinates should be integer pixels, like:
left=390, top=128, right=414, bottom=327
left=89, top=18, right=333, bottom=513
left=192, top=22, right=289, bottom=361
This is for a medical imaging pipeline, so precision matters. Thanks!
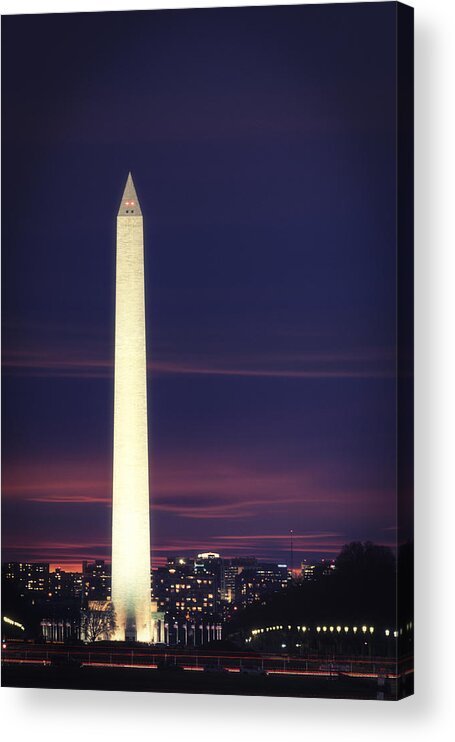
left=1, top=2, right=414, bottom=700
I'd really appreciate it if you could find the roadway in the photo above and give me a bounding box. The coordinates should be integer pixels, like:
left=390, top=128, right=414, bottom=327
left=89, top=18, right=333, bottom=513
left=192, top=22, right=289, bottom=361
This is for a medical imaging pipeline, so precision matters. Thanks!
left=2, top=640, right=413, bottom=682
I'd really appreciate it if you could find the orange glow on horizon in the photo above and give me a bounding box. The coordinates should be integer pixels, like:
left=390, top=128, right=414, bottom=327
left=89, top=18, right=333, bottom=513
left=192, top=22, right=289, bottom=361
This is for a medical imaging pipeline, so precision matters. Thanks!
left=49, top=562, right=83, bottom=573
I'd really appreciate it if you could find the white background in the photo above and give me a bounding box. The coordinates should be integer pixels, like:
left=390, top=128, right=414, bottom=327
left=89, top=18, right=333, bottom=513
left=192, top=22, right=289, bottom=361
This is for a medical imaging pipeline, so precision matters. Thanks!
left=1, top=0, right=454, bottom=739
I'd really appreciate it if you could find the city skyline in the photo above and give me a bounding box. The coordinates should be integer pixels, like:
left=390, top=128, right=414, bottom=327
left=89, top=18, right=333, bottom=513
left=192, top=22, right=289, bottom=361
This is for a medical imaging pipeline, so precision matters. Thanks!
left=1, top=551, right=334, bottom=574
left=2, top=4, right=408, bottom=571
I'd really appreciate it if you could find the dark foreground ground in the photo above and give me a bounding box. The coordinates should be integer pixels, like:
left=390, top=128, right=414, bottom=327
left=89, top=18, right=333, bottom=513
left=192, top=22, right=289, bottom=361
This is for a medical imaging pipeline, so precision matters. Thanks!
left=2, top=663, right=412, bottom=700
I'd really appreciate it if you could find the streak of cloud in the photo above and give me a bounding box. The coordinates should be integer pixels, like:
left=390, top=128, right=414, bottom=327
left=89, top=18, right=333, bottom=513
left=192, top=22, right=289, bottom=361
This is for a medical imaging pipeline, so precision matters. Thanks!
left=2, top=345, right=395, bottom=380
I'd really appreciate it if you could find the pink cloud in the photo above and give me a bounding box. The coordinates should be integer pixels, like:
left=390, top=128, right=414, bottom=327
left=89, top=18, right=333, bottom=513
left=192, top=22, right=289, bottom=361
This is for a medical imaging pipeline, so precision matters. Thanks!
left=2, top=452, right=390, bottom=521
left=2, top=344, right=395, bottom=380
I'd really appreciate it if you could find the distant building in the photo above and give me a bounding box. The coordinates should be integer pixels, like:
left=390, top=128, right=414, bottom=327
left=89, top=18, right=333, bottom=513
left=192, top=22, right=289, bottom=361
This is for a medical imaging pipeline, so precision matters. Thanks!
left=300, top=561, right=318, bottom=581
left=300, top=559, right=336, bottom=581
left=82, top=559, right=111, bottom=603
left=224, top=564, right=240, bottom=604
left=194, top=552, right=224, bottom=613
left=2, top=562, right=49, bottom=597
left=223, top=557, right=258, bottom=604
left=153, top=559, right=217, bottom=620
left=152, top=558, right=221, bottom=645
left=236, top=562, right=290, bottom=608
left=49, top=568, right=79, bottom=600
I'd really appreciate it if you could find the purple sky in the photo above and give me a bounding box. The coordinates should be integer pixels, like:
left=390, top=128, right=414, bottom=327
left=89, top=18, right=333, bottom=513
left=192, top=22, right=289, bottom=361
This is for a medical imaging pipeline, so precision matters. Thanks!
left=1, top=3, right=408, bottom=570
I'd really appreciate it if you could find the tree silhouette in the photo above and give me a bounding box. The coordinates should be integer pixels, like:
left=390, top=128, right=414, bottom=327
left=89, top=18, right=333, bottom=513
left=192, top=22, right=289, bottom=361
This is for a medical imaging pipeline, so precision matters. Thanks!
left=335, top=541, right=396, bottom=578
left=81, top=601, right=116, bottom=642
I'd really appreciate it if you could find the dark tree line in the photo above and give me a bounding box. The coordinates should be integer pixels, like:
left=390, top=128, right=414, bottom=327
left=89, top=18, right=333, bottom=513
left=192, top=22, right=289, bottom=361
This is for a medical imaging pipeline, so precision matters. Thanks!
left=225, top=541, right=413, bottom=638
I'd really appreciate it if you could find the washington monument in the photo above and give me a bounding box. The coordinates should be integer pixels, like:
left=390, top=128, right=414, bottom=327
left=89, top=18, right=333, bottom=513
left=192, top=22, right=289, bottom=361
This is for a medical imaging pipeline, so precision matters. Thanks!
left=111, top=173, right=152, bottom=642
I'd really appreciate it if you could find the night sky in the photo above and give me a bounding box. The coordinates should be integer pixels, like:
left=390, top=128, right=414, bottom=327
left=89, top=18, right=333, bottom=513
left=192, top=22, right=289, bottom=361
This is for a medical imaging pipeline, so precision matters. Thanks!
left=2, top=3, right=401, bottom=570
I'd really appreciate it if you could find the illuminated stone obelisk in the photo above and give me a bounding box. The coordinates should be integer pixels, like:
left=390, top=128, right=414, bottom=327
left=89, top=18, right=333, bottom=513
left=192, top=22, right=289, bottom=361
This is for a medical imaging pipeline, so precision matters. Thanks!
left=111, top=173, right=152, bottom=642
